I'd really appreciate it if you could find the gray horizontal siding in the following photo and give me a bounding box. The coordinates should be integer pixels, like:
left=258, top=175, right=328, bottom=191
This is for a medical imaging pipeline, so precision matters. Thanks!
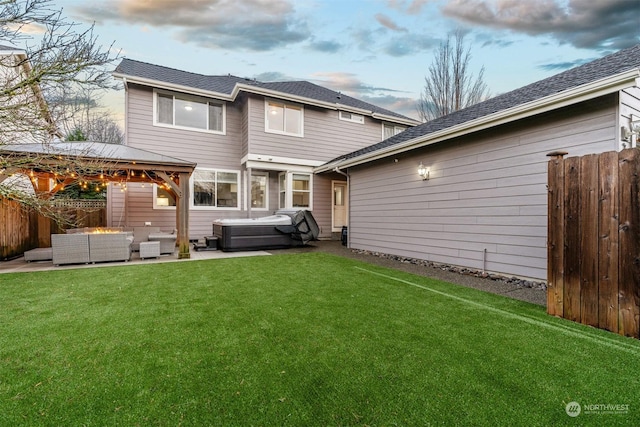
left=247, top=95, right=384, bottom=162
left=347, top=96, right=618, bottom=280
left=126, top=84, right=243, bottom=169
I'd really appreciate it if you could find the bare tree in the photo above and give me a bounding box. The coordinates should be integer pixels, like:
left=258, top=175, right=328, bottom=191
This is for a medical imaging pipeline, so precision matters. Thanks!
left=417, top=30, right=490, bottom=122
left=0, top=0, right=120, bottom=223
left=59, top=87, right=124, bottom=144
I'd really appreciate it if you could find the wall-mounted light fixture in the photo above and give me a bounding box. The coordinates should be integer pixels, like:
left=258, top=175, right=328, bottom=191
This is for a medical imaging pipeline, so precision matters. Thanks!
left=418, top=162, right=430, bottom=181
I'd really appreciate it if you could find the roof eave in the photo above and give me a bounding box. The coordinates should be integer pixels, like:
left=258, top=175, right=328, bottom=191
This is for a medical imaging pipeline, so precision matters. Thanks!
left=112, top=72, right=235, bottom=101
left=329, top=69, right=640, bottom=171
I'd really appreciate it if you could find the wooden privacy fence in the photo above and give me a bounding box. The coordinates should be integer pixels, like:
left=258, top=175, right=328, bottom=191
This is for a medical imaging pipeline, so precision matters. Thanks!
left=547, top=148, right=640, bottom=338
left=0, top=198, right=106, bottom=260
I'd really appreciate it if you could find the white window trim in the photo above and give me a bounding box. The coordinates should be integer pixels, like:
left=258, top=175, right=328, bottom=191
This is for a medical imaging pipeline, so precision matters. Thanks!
left=191, top=167, right=241, bottom=210
left=264, top=99, right=304, bottom=138
left=250, top=171, right=269, bottom=211
left=278, top=171, right=313, bottom=210
left=153, top=183, right=176, bottom=210
left=339, top=111, right=364, bottom=124
left=153, top=89, right=226, bottom=135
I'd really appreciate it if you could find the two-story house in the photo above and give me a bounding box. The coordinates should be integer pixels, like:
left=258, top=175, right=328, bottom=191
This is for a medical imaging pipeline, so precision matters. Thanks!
left=111, top=59, right=419, bottom=241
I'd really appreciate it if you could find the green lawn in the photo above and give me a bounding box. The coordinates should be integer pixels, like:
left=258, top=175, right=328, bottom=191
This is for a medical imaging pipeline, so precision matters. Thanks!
left=1, top=253, right=638, bottom=426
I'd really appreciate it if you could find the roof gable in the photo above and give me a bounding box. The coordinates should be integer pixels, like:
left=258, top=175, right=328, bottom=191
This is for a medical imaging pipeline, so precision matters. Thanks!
left=329, top=44, right=640, bottom=166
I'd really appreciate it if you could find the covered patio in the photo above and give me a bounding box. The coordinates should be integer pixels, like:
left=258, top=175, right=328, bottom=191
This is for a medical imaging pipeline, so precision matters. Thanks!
left=0, top=142, right=196, bottom=259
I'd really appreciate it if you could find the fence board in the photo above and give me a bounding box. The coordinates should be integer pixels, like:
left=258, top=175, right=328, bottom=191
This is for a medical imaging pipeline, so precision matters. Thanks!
left=618, top=149, right=640, bottom=338
left=563, top=157, right=581, bottom=323
left=579, top=154, right=599, bottom=327
left=598, top=151, right=619, bottom=332
left=547, top=155, right=565, bottom=316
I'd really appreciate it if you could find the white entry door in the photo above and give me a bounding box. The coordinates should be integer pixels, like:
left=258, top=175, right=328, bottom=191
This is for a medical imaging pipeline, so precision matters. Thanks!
left=332, top=181, right=348, bottom=231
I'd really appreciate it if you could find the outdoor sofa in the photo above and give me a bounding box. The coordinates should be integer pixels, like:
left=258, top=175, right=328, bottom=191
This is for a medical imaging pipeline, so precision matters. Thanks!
left=51, top=232, right=133, bottom=266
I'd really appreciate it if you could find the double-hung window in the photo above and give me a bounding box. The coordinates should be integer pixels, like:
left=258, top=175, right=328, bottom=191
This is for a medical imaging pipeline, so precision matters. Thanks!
left=382, top=123, right=406, bottom=140
left=155, top=90, right=225, bottom=134
left=265, top=100, right=303, bottom=137
left=278, top=172, right=312, bottom=209
left=192, top=169, right=240, bottom=209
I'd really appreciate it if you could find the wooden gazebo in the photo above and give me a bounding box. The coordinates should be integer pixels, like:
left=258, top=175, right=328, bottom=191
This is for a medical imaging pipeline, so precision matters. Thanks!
left=0, top=142, right=196, bottom=259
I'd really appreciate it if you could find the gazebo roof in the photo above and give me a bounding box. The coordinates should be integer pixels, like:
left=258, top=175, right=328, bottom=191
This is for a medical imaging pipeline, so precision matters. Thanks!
left=1, top=142, right=196, bottom=170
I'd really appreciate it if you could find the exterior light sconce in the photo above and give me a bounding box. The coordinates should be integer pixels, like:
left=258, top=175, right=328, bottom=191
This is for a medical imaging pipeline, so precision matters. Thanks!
left=418, top=162, right=430, bottom=181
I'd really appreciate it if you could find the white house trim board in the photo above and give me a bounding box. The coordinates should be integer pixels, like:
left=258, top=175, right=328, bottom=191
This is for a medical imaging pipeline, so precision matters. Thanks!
left=240, top=154, right=324, bottom=172
left=320, top=69, right=640, bottom=172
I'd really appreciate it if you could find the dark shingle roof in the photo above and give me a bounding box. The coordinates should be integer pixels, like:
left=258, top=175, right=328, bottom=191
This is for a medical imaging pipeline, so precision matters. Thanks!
left=113, top=58, right=413, bottom=121
left=114, top=58, right=250, bottom=94
left=332, top=44, right=640, bottom=163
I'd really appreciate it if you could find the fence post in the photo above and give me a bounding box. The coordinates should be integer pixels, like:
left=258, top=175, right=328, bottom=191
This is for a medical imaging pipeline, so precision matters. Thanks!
left=547, top=151, right=567, bottom=317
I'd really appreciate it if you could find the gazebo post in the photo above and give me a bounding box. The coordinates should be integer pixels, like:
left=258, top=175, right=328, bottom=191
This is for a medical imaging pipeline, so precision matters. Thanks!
left=177, top=172, right=191, bottom=259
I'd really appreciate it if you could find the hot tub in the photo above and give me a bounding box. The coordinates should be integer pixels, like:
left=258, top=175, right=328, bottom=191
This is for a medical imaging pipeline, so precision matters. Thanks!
left=213, top=210, right=319, bottom=251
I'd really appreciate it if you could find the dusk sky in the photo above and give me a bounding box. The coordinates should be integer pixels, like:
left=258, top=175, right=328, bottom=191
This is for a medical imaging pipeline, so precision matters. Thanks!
left=45, top=0, right=640, bottom=121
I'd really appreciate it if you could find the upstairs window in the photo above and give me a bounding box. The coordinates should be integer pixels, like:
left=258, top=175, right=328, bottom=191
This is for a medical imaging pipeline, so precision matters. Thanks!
left=265, top=100, right=303, bottom=137
left=339, top=111, right=364, bottom=124
left=383, top=123, right=406, bottom=140
left=155, top=90, right=225, bottom=134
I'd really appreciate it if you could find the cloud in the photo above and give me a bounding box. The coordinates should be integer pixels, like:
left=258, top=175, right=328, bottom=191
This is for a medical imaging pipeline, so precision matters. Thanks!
left=441, top=0, right=640, bottom=51
left=252, top=71, right=294, bottom=82
left=308, top=39, right=343, bottom=53
left=310, top=71, right=419, bottom=119
left=386, top=0, right=431, bottom=15
left=383, top=33, right=440, bottom=57
left=537, top=57, right=595, bottom=71
left=311, top=71, right=405, bottom=95
left=375, top=13, right=408, bottom=32
left=7, top=22, right=46, bottom=35
left=361, top=94, right=420, bottom=120
left=74, top=0, right=311, bottom=51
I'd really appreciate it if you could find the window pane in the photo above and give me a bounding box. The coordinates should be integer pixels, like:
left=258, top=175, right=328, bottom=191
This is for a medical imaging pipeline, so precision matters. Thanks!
left=209, top=103, right=223, bottom=131
left=217, top=172, right=237, bottom=183
left=175, top=98, right=207, bottom=129
left=334, top=186, right=344, bottom=206
left=292, top=191, right=309, bottom=207
left=158, top=94, right=173, bottom=124
left=156, top=186, right=176, bottom=206
left=267, top=103, right=284, bottom=132
left=292, top=174, right=310, bottom=191
left=383, top=124, right=394, bottom=140
left=285, top=106, right=302, bottom=134
left=251, top=175, right=266, bottom=208
left=193, top=170, right=216, bottom=207
left=216, top=182, right=237, bottom=207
